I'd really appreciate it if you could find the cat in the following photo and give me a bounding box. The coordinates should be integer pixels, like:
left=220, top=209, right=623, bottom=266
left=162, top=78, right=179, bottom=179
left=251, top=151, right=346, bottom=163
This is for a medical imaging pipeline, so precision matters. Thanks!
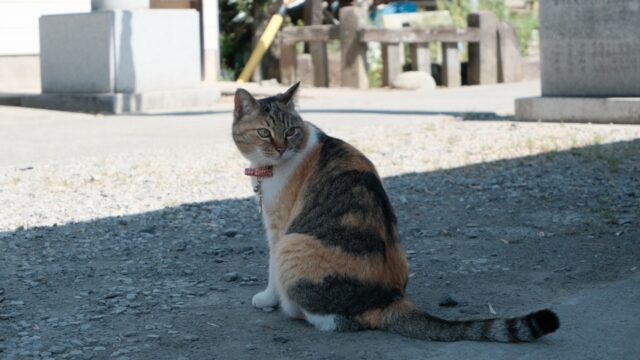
left=231, top=82, right=560, bottom=341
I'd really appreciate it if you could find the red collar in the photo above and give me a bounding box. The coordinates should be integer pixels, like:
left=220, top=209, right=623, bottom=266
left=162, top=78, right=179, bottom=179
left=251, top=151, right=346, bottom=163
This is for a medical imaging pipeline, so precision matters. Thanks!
left=244, top=166, right=273, bottom=178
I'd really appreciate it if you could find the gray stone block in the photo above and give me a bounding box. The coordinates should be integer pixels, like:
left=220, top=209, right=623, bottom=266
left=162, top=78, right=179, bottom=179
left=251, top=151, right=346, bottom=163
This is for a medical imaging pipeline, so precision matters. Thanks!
left=40, top=12, right=114, bottom=93
left=540, top=0, right=640, bottom=96
left=515, top=97, right=640, bottom=124
left=39, top=9, right=201, bottom=94
left=497, top=21, right=523, bottom=83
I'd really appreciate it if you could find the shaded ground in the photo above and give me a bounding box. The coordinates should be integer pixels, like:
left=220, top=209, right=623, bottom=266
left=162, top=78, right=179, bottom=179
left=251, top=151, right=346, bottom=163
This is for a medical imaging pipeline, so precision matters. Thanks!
left=1, top=138, right=638, bottom=359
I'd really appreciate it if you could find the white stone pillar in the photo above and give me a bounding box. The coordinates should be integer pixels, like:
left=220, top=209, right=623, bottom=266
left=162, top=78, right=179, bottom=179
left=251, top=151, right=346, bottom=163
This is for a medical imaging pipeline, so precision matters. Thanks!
left=202, top=0, right=220, bottom=82
left=91, top=0, right=150, bottom=11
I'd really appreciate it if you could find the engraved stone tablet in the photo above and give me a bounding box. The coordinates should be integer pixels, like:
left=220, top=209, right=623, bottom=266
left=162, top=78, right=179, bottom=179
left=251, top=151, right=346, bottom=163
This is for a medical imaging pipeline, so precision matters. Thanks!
left=540, top=0, right=640, bottom=96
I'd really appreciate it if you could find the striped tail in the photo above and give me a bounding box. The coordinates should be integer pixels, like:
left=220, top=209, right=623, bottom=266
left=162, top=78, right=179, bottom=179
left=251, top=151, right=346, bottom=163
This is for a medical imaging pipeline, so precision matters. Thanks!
left=380, top=299, right=560, bottom=342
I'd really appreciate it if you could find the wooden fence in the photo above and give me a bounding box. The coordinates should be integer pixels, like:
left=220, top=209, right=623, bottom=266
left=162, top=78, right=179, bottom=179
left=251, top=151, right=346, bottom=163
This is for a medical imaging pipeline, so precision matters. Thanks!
left=279, top=7, right=505, bottom=88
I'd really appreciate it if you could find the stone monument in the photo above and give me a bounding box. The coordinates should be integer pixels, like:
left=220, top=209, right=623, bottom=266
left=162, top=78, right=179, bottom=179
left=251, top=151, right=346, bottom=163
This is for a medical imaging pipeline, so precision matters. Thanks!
left=22, top=0, right=220, bottom=113
left=515, top=0, right=640, bottom=123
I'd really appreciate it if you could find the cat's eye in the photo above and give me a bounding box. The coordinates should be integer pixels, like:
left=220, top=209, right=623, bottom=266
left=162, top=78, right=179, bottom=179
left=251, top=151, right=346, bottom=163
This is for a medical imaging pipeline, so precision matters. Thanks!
left=256, top=128, right=271, bottom=138
left=285, top=127, right=297, bottom=137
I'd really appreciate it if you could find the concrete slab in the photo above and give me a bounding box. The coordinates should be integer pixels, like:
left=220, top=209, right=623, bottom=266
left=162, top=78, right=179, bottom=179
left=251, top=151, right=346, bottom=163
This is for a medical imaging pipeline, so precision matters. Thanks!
left=515, top=96, right=640, bottom=124
left=20, top=86, right=221, bottom=114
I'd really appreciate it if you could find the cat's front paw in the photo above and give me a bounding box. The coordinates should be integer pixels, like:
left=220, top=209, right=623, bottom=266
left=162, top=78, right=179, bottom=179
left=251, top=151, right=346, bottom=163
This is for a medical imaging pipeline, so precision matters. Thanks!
left=252, top=290, right=280, bottom=309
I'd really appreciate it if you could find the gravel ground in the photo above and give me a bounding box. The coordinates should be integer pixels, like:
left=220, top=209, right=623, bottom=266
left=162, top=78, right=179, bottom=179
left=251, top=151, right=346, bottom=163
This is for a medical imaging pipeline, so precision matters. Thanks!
left=1, top=107, right=639, bottom=359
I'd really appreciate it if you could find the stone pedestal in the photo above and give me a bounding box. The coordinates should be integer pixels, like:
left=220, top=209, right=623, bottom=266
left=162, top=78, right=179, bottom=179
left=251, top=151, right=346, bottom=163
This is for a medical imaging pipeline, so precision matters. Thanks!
left=516, top=0, right=640, bottom=123
left=28, top=6, right=219, bottom=113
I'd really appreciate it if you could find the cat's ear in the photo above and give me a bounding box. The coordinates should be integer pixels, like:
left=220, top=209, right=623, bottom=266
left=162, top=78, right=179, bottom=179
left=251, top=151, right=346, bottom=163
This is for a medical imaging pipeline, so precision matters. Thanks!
left=279, top=81, right=300, bottom=109
left=234, top=88, right=259, bottom=121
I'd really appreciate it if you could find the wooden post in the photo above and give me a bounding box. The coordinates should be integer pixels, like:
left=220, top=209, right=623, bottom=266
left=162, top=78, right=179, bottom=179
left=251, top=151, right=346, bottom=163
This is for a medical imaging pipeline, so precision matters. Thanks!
left=410, top=43, right=431, bottom=74
left=441, top=42, right=461, bottom=87
left=309, top=0, right=328, bottom=87
left=339, top=6, right=368, bottom=88
left=467, top=11, right=498, bottom=85
left=280, top=40, right=297, bottom=86
left=382, top=43, right=401, bottom=86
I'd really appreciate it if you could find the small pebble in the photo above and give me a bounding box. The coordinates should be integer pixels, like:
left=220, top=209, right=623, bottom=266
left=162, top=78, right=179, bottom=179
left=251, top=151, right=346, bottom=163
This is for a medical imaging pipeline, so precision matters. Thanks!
left=104, top=293, right=121, bottom=299
left=49, top=345, right=67, bottom=354
left=69, top=339, right=84, bottom=347
left=272, top=336, right=289, bottom=344
left=183, top=334, right=199, bottom=342
left=223, top=230, right=238, bottom=238
left=223, top=272, right=239, bottom=282
left=438, top=294, right=459, bottom=307
left=245, top=344, right=256, bottom=351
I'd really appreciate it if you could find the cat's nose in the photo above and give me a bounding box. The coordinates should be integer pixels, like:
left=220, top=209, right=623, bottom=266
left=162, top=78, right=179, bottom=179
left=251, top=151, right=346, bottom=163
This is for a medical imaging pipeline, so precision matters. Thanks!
left=275, top=147, right=286, bottom=155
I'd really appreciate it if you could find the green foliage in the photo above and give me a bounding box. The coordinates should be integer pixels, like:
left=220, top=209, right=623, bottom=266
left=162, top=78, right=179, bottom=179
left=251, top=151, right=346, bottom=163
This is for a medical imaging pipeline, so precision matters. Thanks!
left=436, top=0, right=539, bottom=56
left=510, top=13, right=538, bottom=55
left=436, top=0, right=470, bottom=27
left=366, top=43, right=383, bottom=88
left=219, top=0, right=277, bottom=79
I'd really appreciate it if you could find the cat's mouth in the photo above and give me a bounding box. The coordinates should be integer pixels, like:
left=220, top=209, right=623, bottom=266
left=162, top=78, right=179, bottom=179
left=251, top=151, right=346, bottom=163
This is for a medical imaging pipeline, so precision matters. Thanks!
left=270, top=149, right=297, bottom=163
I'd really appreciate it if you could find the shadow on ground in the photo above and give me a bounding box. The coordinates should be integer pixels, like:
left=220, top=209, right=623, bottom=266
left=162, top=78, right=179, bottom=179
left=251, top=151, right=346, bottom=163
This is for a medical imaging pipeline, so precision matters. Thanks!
left=0, top=140, right=638, bottom=359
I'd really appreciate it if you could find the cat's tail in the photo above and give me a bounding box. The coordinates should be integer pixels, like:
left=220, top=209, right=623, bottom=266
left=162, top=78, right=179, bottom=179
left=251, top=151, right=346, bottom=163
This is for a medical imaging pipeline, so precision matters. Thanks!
left=376, top=298, right=559, bottom=342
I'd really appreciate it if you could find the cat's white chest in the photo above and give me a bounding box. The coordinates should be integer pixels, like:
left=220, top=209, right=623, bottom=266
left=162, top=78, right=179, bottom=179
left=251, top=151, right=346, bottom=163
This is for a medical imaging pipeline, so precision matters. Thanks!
left=248, top=125, right=318, bottom=223
left=251, top=168, right=291, bottom=215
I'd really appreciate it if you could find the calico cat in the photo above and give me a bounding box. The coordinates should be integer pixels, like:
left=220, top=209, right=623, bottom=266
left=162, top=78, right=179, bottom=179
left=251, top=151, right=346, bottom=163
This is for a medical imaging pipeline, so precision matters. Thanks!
left=231, top=82, right=559, bottom=342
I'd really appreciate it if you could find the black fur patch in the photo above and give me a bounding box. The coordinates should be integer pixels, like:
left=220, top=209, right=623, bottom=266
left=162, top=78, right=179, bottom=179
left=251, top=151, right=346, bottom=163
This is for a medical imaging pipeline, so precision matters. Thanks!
left=286, top=136, right=397, bottom=255
left=506, top=318, right=520, bottom=342
left=288, top=275, right=402, bottom=316
left=524, top=312, right=542, bottom=338
left=531, top=309, right=560, bottom=334
left=480, top=320, right=493, bottom=341
left=315, top=134, right=350, bottom=171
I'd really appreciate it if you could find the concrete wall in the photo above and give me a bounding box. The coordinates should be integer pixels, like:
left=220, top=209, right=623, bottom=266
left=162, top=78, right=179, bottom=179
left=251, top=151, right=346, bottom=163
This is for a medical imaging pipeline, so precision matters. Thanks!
left=0, top=0, right=90, bottom=56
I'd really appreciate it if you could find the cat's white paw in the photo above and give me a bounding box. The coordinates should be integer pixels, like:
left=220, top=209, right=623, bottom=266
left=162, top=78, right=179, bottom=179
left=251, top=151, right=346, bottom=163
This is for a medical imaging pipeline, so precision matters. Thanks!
left=252, top=290, right=279, bottom=309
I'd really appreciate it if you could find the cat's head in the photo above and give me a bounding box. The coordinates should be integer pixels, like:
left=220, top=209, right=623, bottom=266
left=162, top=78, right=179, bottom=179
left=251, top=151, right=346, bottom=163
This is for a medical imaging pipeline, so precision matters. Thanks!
left=232, top=82, right=306, bottom=165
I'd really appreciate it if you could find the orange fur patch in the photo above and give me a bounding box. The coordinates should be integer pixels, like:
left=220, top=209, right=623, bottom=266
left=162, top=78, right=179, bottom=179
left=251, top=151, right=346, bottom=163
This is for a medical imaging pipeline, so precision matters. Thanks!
left=275, top=233, right=408, bottom=294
